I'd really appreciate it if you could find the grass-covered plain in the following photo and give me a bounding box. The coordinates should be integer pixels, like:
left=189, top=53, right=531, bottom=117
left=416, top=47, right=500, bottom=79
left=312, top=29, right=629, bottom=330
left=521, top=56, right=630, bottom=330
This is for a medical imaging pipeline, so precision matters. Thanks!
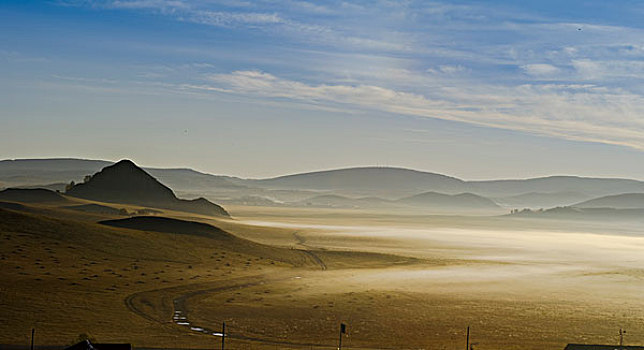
left=2, top=200, right=644, bottom=350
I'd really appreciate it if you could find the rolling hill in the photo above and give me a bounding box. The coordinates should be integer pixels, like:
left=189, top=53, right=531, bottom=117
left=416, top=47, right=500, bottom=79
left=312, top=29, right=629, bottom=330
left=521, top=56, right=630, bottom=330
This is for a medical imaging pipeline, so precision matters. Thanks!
left=508, top=206, right=644, bottom=221
left=100, top=216, right=232, bottom=239
left=294, top=194, right=391, bottom=209
left=494, top=191, right=590, bottom=209
left=6, top=158, right=644, bottom=209
left=398, top=192, right=499, bottom=209
left=467, top=176, right=644, bottom=197
left=249, top=167, right=466, bottom=196
left=0, top=188, right=68, bottom=203
left=66, top=160, right=229, bottom=217
left=574, top=193, right=644, bottom=209
left=0, top=158, right=242, bottom=193
left=0, top=158, right=111, bottom=187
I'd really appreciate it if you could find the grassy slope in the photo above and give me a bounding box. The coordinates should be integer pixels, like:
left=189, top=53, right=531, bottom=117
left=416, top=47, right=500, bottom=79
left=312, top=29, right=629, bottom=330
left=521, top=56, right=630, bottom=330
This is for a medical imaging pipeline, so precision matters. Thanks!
left=0, top=206, right=313, bottom=347
left=0, top=201, right=420, bottom=349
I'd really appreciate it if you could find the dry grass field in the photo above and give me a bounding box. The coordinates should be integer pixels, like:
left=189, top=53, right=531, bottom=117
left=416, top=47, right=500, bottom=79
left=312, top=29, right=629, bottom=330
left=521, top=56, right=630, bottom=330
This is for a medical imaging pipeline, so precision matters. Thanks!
left=2, top=199, right=644, bottom=350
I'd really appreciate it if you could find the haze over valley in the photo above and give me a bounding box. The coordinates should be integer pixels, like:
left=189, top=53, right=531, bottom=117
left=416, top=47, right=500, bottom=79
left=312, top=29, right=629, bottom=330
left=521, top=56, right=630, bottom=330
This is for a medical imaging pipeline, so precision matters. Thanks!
left=2, top=159, right=644, bottom=350
left=3, top=1, right=644, bottom=349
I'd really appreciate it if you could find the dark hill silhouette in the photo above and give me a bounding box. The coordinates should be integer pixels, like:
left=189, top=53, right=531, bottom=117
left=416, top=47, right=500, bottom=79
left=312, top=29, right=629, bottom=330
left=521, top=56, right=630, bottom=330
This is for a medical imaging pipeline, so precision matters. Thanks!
left=0, top=158, right=241, bottom=192
left=99, top=216, right=232, bottom=239
left=64, top=203, right=127, bottom=216
left=66, top=160, right=229, bottom=217
left=0, top=201, right=28, bottom=211
left=145, top=168, right=244, bottom=191
left=494, top=191, right=590, bottom=208
left=574, top=193, right=644, bottom=209
left=250, top=168, right=644, bottom=200
left=0, top=188, right=68, bottom=203
left=398, top=192, right=499, bottom=209
left=220, top=195, right=283, bottom=207
left=295, top=194, right=391, bottom=209
left=251, top=167, right=466, bottom=197
left=8, top=158, right=644, bottom=206
left=0, top=158, right=111, bottom=187
left=467, top=176, right=644, bottom=197
left=508, top=206, right=644, bottom=221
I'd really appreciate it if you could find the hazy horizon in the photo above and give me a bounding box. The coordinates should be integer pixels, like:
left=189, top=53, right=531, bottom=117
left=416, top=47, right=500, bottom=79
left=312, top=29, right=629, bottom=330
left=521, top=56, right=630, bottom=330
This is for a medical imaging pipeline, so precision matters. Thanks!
left=4, top=3, right=644, bottom=348
left=6, top=156, right=644, bottom=182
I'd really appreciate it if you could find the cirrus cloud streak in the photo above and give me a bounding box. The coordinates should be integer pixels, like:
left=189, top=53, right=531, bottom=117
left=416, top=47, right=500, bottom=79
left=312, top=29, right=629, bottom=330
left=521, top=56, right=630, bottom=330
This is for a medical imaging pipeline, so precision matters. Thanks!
left=194, top=70, right=644, bottom=150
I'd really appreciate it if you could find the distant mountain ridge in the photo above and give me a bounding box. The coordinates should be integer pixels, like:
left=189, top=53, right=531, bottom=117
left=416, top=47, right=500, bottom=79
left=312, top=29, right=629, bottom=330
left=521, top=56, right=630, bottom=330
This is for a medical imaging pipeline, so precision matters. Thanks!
left=66, top=160, right=229, bottom=217
left=574, top=193, right=644, bottom=209
left=467, top=176, right=644, bottom=197
left=100, top=216, right=232, bottom=239
left=5, top=158, right=644, bottom=209
left=0, top=158, right=242, bottom=191
left=0, top=158, right=112, bottom=188
left=253, top=167, right=465, bottom=190
left=0, top=188, right=68, bottom=203
left=398, top=191, right=499, bottom=209
left=494, top=191, right=590, bottom=209
left=509, top=206, right=644, bottom=222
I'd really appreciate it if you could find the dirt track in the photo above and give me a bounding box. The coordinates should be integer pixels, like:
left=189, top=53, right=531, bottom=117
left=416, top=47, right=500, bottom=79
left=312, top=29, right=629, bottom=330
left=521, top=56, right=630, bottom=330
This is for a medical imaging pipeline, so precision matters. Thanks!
left=123, top=274, right=393, bottom=350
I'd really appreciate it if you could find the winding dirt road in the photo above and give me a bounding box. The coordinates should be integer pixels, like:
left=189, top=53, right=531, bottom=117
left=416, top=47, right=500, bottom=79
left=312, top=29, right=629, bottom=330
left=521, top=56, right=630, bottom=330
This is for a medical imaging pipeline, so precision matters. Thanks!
left=123, top=252, right=391, bottom=349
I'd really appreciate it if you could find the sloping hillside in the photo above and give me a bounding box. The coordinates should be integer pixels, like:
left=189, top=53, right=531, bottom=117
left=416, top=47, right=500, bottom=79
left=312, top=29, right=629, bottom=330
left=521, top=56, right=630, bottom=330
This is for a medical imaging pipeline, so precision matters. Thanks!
left=100, top=216, right=232, bottom=239
left=574, top=193, right=644, bottom=209
left=7, top=158, right=644, bottom=208
left=0, top=158, right=110, bottom=187
left=0, top=188, right=68, bottom=203
left=398, top=192, right=499, bottom=209
left=494, top=191, right=590, bottom=208
left=468, top=176, right=644, bottom=197
left=250, top=167, right=466, bottom=196
left=66, top=160, right=229, bottom=217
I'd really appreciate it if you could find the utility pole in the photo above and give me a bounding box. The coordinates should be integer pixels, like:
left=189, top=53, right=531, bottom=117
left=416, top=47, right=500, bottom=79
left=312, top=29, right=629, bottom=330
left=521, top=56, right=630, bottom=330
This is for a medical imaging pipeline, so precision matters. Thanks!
left=338, top=323, right=346, bottom=350
left=619, top=329, right=626, bottom=349
left=30, top=328, right=35, bottom=350
left=466, top=326, right=470, bottom=350
left=221, top=322, right=226, bottom=350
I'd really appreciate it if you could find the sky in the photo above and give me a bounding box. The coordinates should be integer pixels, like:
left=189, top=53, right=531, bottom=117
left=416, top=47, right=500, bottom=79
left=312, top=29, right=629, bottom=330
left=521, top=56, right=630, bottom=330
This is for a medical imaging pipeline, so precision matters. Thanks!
left=2, top=0, right=644, bottom=179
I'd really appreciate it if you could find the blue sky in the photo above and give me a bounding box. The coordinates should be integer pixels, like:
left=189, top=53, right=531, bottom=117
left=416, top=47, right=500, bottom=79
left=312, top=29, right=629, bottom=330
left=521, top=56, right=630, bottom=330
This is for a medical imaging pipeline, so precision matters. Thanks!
left=2, top=0, right=644, bottom=179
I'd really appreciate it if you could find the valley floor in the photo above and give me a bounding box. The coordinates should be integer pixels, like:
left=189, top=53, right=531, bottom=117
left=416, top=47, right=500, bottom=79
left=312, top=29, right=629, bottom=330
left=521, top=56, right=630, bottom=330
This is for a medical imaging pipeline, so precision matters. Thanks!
left=2, top=203, right=644, bottom=350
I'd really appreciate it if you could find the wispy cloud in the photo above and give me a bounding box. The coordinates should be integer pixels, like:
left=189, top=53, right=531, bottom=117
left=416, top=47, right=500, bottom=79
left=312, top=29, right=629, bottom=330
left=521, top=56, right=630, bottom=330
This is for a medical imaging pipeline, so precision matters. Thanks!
left=49, top=0, right=644, bottom=151
left=521, top=64, right=560, bottom=78
left=192, top=70, right=644, bottom=150
left=187, top=11, right=283, bottom=26
left=65, top=0, right=411, bottom=52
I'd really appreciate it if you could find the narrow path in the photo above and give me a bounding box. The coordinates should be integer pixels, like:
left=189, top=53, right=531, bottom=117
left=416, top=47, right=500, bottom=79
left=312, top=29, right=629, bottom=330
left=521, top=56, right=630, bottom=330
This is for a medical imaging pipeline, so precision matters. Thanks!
left=124, top=275, right=393, bottom=350
left=293, top=231, right=327, bottom=270
left=299, top=249, right=327, bottom=270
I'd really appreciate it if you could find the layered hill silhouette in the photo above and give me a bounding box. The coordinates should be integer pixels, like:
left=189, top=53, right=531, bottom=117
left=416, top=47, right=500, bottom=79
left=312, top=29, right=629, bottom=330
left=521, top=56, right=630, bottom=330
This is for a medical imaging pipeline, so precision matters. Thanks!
left=294, top=194, right=391, bottom=209
left=6, top=158, right=644, bottom=208
left=0, top=188, right=68, bottom=203
left=573, top=193, right=644, bottom=209
left=494, top=191, right=590, bottom=209
left=0, top=158, right=241, bottom=191
left=66, top=160, right=229, bottom=217
left=0, top=158, right=111, bottom=187
left=508, top=206, right=644, bottom=221
left=291, top=192, right=500, bottom=210
left=100, top=216, right=232, bottom=239
left=251, top=167, right=466, bottom=195
left=64, top=203, right=127, bottom=216
left=467, top=176, right=644, bottom=197
left=398, top=191, right=499, bottom=209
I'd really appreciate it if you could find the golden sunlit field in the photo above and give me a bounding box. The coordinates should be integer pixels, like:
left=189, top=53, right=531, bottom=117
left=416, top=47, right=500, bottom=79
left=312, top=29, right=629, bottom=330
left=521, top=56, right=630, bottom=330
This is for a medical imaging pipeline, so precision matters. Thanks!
left=6, top=1, right=644, bottom=349
left=2, top=200, right=644, bottom=350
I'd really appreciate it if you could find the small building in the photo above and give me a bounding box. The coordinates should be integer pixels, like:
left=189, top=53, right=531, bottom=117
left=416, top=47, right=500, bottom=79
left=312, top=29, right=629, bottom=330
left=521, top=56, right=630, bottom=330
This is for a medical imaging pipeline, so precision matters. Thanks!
left=65, top=340, right=132, bottom=350
left=565, top=344, right=644, bottom=350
